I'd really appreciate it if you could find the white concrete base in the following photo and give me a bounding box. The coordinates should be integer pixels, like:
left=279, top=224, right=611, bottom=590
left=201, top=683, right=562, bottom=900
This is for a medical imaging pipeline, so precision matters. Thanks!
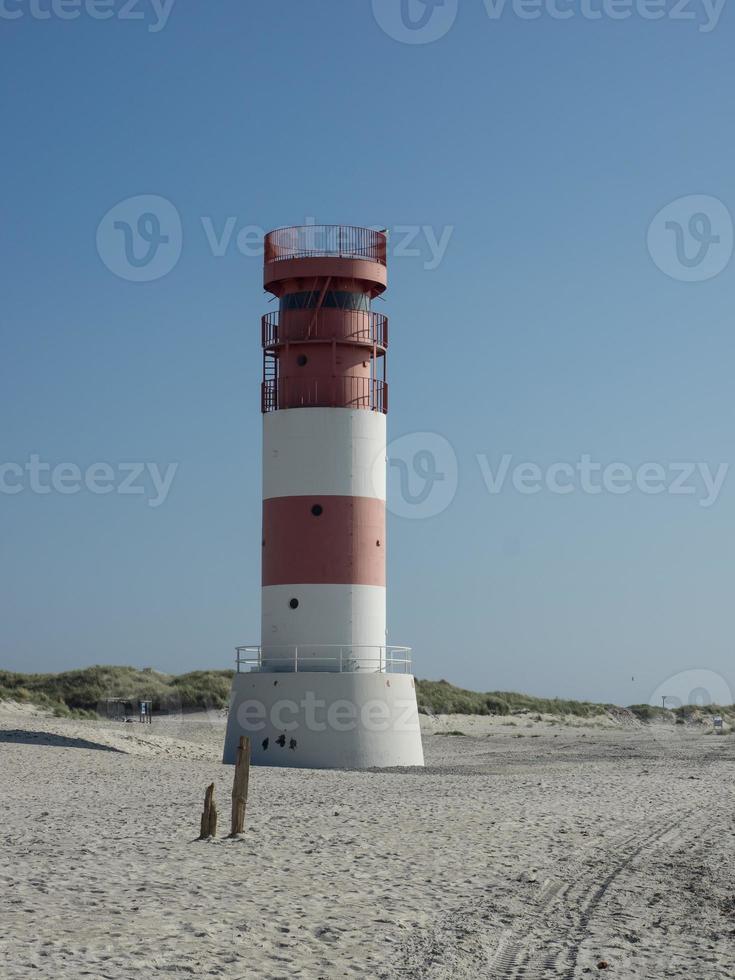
left=223, top=672, right=425, bottom=770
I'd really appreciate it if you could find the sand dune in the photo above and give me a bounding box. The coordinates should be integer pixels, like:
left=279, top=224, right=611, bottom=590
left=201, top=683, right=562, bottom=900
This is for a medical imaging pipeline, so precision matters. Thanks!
left=2, top=703, right=733, bottom=978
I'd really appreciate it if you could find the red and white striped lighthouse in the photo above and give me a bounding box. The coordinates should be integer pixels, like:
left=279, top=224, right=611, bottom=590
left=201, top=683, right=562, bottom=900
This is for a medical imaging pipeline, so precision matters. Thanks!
left=224, top=225, right=424, bottom=769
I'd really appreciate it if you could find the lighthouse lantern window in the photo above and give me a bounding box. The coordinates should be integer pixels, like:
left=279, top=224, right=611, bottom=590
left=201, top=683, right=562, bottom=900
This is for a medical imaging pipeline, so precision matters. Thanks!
left=280, top=291, right=370, bottom=312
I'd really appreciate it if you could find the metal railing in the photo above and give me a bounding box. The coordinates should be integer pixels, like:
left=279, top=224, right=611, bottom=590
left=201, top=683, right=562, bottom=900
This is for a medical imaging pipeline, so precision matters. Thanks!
left=236, top=645, right=412, bottom=674
left=261, top=376, right=387, bottom=414
left=262, top=310, right=388, bottom=350
left=265, top=226, right=387, bottom=266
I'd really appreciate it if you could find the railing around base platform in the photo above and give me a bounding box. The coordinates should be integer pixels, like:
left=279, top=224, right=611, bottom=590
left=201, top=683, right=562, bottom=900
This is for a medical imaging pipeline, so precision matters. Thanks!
left=236, top=645, right=412, bottom=674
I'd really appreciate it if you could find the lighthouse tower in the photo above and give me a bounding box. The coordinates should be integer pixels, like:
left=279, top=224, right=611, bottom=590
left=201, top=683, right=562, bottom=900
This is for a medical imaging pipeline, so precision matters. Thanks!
left=223, top=225, right=424, bottom=769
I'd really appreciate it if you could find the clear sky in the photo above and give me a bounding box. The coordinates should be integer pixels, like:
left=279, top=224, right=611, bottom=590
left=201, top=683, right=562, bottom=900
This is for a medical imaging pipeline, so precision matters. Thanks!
left=1, top=1, right=734, bottom=707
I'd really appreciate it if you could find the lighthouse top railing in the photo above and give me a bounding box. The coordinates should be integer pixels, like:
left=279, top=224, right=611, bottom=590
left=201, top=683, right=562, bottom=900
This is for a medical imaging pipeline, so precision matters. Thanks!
left=236, top=645, right=412, bottom=674
left=265, top=226, right=387, bottom=266
left=262, top=310, right=388, bottom=351
left=261, top=375, right=387, bottom=414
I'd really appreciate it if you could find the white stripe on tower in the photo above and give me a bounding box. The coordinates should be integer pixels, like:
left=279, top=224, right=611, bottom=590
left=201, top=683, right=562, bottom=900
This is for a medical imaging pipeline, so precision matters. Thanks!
left=262, top=408, right=386, bottom=501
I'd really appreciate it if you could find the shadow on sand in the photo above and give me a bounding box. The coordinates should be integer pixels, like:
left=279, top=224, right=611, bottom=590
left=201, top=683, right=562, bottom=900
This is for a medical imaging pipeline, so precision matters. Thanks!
left=0, top=729, right=125, bottom=753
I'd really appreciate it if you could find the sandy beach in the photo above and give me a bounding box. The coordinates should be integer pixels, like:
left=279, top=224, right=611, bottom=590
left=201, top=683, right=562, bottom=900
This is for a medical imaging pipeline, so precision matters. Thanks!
left=2, top=704, right=734, bottom=979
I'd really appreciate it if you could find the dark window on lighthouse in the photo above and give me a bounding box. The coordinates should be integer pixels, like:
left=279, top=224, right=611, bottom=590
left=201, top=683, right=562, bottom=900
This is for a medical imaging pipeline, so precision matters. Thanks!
left=280, top=291, right=371, bottom=312
left=289, top=598, right=299, bottom=609
left=311, top=504, right=323, bottom=516
left=296, top=354, right=308, bottom=366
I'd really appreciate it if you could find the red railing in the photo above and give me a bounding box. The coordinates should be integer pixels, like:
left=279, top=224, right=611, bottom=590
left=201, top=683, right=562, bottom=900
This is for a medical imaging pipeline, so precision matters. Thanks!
left=262, top=310, right=388, bottom=350
left=265, top=225, right=387, bottom=265
left=262, top=376, right=387, bottom=414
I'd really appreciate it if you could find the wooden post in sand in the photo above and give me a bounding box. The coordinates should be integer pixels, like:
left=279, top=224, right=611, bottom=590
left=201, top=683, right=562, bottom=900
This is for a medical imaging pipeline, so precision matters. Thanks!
left=230, top=736, right=251, bottom=836
left=199, top=783, right=217, bottom=839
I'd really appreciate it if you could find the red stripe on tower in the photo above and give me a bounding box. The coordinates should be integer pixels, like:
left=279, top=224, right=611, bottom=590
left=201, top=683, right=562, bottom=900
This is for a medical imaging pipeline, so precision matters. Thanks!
left=262, top=496, right=386, bottom=587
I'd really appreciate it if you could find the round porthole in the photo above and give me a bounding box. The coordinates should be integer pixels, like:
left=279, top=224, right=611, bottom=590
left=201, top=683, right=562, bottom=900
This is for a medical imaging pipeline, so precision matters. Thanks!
left=296, top=354, right=308, bottom=367
left=289, top=598, right=299, bottom=610
left=311, top=504, right=323, bottom=517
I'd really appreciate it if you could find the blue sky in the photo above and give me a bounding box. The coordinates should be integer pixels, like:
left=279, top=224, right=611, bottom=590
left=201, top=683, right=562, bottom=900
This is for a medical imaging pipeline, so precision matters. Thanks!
left=1, top=1, right=734, bottom=706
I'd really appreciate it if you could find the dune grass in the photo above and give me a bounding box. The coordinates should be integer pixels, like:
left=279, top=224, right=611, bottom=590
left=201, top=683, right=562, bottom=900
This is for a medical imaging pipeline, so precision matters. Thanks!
left=2, top=668, right=607, bottom=719
left=0, top=665, right=235, bottom=716
left=628, top=702, right=735, bottom=724
left=2, top=666, right=733, bottom=723
left=627, top=704, right=671, bottom=722
left=414, top=679, right=610, bottom=718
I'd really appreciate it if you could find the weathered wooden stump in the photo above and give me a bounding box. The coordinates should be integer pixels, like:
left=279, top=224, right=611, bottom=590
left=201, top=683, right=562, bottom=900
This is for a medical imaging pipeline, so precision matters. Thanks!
left=230, top=736, right=251, bottom=836
left=199, top=782, right=218, bottom=839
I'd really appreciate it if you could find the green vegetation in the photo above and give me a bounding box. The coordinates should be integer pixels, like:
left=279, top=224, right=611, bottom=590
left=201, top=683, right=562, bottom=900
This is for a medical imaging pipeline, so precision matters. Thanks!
left=628, top=703, right=670, bottom=722
left=673, top=703, right=734, bottom=721
left=415, top=679, right=609, bottom=718
left=3, top=667, right=734, bottom=726
left=417, top=681, right=735, bottom=722
left=629, top=702, right=735, bottom=724
left=0, top=665, right=235, bottom=716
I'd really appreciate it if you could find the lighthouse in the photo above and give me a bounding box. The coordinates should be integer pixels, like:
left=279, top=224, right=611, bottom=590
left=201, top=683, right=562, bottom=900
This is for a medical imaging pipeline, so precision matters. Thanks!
left=223, top=225, right=424, bottom=769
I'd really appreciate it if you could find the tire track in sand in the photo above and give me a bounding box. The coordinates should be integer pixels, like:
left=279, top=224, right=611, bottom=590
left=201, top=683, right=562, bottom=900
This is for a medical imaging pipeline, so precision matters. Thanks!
left=492, top=809, right=702, bottom=979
